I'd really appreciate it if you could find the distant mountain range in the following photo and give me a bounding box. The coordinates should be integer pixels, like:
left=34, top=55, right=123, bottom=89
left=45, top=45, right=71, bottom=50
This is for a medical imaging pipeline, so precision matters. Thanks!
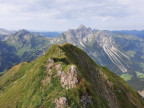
left=0, top=43, right=144, bottom=108
left=0, top=28, right=13, bottom=35
left=0, top=26, right=144, bottom=91
left=0, top=29, right=53, bottom=74
left=113, top=30, right=144, bottom=39
left=33, top=31, right=62, bottom=38
left=54, top=25, right=144, bottom=90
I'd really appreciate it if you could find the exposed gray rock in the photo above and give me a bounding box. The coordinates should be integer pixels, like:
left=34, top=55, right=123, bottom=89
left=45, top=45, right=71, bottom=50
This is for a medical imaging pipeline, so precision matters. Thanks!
left=80, top=93, right=92, bottom=108
left=138, top=91, right=144, bottom=98
left=55, top=64, right=61, bottom=70
left=55, top=97, right=70, bottom=108
left=42, top=58, right=60, bottom=84
left=60, top=65, right=78, bottom=89
left=57, top=70, right=62, bottom=77
left=59, top=50, right=61, bottom=57
left=48, top=58, right=54, bottom=63
left=43, top=60, right=78, bottom=89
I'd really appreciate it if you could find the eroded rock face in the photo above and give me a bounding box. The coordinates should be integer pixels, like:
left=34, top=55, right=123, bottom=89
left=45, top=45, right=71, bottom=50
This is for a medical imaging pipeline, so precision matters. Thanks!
left=55, top=97, right=69, bottom=108
left=80, top=94, right=92, bottom=108
left=42, top=58, right=61, bottom=84
left=138, top=91, right=144, bottom=98
left=48, top=58, right=54, bottom=63
left=60, top=65, right=78, bottom=89
left=42, top=58, right=79, bottom=89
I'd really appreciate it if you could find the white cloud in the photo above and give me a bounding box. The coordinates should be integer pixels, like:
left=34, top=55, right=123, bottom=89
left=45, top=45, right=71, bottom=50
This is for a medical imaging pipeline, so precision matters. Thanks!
left=0, top=0, right=144, bottom=31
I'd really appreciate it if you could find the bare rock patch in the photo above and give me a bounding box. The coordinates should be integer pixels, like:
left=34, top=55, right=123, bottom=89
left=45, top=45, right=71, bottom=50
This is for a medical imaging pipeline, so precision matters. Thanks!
left=55, top=97, right=70, bottom=108
left=80, top=93, right=92, bottom=108
left=60, top=65, right=78, bottom=89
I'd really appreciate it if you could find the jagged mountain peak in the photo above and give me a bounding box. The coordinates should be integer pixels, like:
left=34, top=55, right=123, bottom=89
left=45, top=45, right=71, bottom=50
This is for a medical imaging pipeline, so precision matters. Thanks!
left=19, top=29, right=29, bottom=33
left=0, top=43, right=144, bottom=108
left=77, top=24, right=87, bottom=29
left=15, top=29, right=30, bottom=36
left=56, top=27, right=130, bottom=73
left=56, top=25, right=94, bottom=44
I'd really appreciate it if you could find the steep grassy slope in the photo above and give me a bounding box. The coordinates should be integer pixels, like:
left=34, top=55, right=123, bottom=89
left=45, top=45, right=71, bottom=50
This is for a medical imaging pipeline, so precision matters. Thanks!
left=0, top=43, right=144, bottom=108
left=0, top=42, right=20, bottom=73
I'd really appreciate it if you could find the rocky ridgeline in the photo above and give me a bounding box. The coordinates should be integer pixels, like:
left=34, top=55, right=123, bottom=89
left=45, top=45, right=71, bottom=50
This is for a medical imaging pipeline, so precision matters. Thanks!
left=44, top=58, right=79, bottom=89
left=1, top=44, right=144, bottom=108
left=60, top=65, right=78, bottom=89
left=45, top=58, right=92, bottom=108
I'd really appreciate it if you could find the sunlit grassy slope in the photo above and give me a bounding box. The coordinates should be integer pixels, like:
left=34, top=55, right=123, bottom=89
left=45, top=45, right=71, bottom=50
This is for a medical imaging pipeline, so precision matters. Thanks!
left=0, top=43, right=144, bottom=108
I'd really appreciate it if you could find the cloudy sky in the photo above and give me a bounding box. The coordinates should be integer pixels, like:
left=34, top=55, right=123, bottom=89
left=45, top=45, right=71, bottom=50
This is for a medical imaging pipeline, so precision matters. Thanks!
left=0, top=0, right=144, bottom=31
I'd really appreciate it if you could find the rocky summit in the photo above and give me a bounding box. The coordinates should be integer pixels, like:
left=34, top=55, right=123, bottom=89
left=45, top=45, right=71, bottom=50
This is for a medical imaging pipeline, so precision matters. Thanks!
left=0, top=43, right=144, bottom=108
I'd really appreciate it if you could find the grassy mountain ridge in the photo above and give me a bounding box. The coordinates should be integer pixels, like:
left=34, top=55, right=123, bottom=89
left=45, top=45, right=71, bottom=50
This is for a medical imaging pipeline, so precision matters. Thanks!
left=0, top=43, right=144, bottom=108
left=0, top=30, right=52, bottom=73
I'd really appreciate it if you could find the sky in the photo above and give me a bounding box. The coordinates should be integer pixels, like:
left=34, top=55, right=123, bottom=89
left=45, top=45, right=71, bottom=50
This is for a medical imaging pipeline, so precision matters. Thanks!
left=0, top=0, right=144, bottom=31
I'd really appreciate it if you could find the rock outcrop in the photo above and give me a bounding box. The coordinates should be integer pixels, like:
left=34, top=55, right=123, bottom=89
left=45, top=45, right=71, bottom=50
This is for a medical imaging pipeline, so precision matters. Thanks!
left=60, top=65, right=78, bottom=89
left=55, top=97, right=69, bottom=108
left=42, top=58, right=62, bottom=84
left=138, top=91, right=144, bottom=98
left=80, top=93, right=92, bottom=108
